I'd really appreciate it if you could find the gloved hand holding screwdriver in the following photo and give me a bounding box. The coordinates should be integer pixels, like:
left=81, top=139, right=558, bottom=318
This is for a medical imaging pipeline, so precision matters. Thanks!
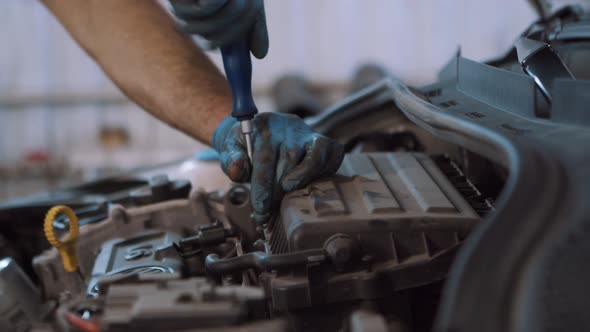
left=170, top=0, right=344, bottom=223
left=41, top=0, right=343, bottom=225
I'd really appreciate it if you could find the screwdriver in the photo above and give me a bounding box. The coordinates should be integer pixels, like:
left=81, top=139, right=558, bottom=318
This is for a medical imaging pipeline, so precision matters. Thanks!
left=220, top=39, right=258, bottom=162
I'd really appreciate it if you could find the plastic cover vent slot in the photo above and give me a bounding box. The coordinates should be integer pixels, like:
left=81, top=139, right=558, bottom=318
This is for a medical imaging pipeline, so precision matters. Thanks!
left=269, top=217, right=288, bottom=254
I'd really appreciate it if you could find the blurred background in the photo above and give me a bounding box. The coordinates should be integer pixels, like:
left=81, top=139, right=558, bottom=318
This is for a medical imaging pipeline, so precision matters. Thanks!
left=0, top=0, right=547, bottom=200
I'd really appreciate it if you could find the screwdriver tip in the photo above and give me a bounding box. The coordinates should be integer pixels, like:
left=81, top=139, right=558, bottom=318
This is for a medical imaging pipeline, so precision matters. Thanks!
left=245, top=133, right=253, bottom=162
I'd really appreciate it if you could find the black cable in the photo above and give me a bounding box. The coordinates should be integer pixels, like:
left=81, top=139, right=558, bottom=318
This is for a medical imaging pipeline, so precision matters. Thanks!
left=205, top=249, right=325, bottom=275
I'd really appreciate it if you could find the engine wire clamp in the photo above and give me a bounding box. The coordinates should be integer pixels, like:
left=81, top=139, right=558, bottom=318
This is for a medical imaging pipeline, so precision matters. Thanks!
left=44, top=205, right=80, bottom=273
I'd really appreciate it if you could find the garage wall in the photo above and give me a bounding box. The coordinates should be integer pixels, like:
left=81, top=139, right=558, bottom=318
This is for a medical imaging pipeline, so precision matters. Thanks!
left=0, top=0, right=538, bottom=173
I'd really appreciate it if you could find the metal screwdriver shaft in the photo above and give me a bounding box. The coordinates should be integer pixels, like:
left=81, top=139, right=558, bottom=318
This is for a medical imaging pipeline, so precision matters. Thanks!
left=220, top=40, right=258, bottom=164
left=240, top=120, right=254, bottom=161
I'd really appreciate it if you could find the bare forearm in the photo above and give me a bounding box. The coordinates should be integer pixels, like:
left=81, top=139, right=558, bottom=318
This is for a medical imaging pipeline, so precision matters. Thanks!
left=41, top=0, right=230, bottom=144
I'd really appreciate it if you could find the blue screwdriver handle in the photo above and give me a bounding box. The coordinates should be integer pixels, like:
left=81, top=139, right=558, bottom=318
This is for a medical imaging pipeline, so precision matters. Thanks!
left=220, top=40, right=258, bottom=121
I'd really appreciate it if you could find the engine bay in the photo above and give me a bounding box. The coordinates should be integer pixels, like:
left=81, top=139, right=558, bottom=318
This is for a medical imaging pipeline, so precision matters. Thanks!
left=4, top=146, right=498, bottom=332
left=6, top=6, right=590, bottom=332
left=0, top=51, right=507, bottom=332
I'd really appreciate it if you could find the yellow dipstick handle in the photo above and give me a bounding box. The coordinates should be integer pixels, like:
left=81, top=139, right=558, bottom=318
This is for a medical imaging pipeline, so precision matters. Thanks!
left=44, top=205, right=80, bottom=273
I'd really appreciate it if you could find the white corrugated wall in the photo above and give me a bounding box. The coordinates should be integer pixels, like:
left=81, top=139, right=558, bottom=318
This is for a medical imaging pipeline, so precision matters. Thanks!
left=0, top=0, right=540, bottom=171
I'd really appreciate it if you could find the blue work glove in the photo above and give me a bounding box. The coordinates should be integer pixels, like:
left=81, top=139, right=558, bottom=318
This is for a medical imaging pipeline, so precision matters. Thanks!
left=213, top=113, right=345, bottom=224
left=169, top=0, right=269, bottom=59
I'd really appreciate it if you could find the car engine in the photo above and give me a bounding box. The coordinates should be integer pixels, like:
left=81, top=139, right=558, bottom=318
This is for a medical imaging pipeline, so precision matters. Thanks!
left=19, top=150, right=483, bottom=332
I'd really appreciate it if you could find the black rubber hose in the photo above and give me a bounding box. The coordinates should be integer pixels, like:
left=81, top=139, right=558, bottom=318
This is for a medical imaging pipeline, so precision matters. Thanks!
left=205, top=249, right=325, bottom=275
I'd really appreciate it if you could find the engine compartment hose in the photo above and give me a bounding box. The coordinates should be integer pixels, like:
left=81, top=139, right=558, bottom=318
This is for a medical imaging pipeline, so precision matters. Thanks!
left=205, top=249, right=325, bottom=275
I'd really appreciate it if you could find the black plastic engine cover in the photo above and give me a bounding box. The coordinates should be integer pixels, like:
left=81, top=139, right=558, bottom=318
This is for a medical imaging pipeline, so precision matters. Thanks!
left=265, top=153, right=480, bottom=311
left=270, top=153, right=479, bottom=259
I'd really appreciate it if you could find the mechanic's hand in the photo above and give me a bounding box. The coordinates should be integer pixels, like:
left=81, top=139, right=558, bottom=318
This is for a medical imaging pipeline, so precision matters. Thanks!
left=213, top=113, right=345, bottom=224
left=169, top=0, right=269, bottom=59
